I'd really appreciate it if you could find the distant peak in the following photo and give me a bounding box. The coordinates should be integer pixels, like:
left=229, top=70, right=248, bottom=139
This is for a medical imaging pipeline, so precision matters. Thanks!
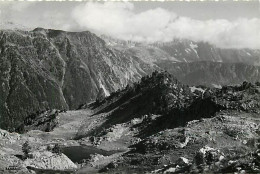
left=33, top=27, right=47, bottom=32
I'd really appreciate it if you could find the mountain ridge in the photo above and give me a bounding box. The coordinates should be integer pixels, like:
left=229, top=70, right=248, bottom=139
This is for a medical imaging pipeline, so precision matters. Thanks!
left=74, top=71, right=260, bottom=173
left=157, top=60, right=260, bottom=87
left=101, top=35, right=260, bottom=66
left=0, top=28, right=154, bottom=130
left=1, top=27, right=260, bottom=131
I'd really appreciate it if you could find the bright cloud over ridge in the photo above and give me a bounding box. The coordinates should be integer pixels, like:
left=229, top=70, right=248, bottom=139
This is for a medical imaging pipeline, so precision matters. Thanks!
left=72, top=2, right=260, bottom=49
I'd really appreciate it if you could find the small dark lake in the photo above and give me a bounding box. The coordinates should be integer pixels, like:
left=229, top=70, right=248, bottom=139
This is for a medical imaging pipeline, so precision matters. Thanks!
left=62, top=146, right=121, bottom=163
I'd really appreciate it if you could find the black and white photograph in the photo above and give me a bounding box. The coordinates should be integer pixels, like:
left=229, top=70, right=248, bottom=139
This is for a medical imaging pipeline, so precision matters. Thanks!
left=0, top=0, right=260, bottom=173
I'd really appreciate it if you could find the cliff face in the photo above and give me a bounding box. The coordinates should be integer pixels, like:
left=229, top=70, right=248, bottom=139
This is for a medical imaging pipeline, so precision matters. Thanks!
left=0, top=30, right=68, bottom=130
left=0, top=28, right=153, bottom=130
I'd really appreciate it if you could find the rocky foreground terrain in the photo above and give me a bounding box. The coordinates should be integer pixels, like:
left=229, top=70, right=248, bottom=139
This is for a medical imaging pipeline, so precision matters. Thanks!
left=0, top=71, right=259, bottom=173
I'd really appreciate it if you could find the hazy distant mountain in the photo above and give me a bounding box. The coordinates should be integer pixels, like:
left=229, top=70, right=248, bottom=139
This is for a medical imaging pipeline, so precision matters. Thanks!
left=0, top=21, right=32, bottom=31
left=101, top=36, right=260, bottom=66
left=102, top=35, right=260, bottom=87
left=156, top=61, right=260, bottom=87
left=153, top=40, right=260, bottom=66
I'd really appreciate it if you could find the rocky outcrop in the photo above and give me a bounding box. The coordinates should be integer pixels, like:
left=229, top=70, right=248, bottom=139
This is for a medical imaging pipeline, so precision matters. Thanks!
left=96, top=88, right=106, bottom=103
left=83, top=71, right=194, bottom=137
left=151, top=146, right=260, bottom=173
left=0, top=28, right=154, bottom=130
left=24, top=151, right=77, bottom=170
left=16, top=109, right=60, bottom=133
left=85, top=71, right=225, bottom=138
left=104, top=112, right=259, bottom=173
left=212, top=81, right=260, bottom=112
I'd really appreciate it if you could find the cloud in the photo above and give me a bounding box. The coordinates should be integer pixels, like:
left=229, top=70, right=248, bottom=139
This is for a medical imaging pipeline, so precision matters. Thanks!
left=40, top=12, right=73, bottom=31
left=71, top=2, right=260, bottom=49
left=0, top=2, right=74, bottom=31
left=0, top=2, right=34, bottom=24
left=11, top=2, right=34, bottom=12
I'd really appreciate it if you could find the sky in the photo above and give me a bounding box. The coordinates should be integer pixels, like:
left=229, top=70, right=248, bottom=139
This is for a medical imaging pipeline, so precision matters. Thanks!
left=0, top=1, right=259, bottom=49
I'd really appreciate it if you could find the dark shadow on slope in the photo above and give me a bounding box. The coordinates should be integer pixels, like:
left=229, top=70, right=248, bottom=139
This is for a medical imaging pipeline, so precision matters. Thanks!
left=78, top=71, right=195, bottom=139
left=137, top=97, right=224, bottom=138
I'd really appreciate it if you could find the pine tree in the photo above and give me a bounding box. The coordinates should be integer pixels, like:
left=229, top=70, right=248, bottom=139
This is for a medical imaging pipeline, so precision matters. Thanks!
left=22, top=141, right=31, bottom=159
left=52, top=144, right=62, bottom=155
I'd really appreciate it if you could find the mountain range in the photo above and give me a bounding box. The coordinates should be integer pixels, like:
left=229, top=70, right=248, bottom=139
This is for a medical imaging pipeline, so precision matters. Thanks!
left=0, top=27, right=259, bottom=131
left=101, top=35, right=260, bottom=65
left=0, top=25, right=259, bottom=173
left=102, top=35, right=260, bottom=86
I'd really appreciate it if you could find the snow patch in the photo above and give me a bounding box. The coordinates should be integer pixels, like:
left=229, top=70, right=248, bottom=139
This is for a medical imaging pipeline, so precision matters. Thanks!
left=190, top=42, right=198, bottom=49
left=179, top=157, right=189, bottom=164
left=199, top=146, right=215, bottom=155
left=190, top=86, right=205, bottom=93
left=219, top=155, right=225, bottom=161
left=190, top=42, right=199, bottom=58
left=131, top=118, right=143, bottom=125
left=100, top=82, right=110, bottom=97
left=185, top=48, right=191, bottom=53
left=179, top=137, right=190, bottom=148
left=164, top=167, right=176, bottom=173
left=105, top=124, right=128, bottom=142
left=212, top=84, right=222, bottom=89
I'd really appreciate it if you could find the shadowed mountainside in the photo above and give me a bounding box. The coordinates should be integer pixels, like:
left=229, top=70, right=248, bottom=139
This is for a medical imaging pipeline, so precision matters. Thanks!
left=0, top=28, right=154, bottom=130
